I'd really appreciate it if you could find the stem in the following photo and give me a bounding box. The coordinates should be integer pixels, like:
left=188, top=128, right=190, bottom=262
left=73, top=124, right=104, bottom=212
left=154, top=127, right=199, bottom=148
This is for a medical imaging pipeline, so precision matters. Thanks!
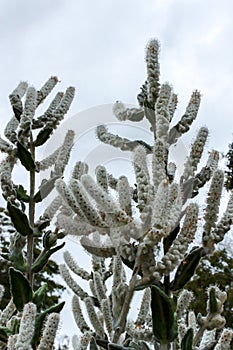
left=27, top=133, right=35, bottom=285
left=160, top=344, right=169, bottom=350
left=193, top=325, right=206, bottom=347
left=112, top=252, right=141, bottom=343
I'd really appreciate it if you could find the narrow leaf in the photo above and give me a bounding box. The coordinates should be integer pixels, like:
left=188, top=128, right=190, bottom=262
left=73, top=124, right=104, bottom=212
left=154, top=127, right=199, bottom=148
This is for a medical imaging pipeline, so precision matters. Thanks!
left=32, top=283, right=48, bottom=309
left=150, top=285, right=177, bottom=344
left=32, top=301, right=65, bottom=347
left=209, top=288, right=218, bottom=314
left=170, top=247, right=204, bottom=291
left=17, top=141, right=36, bottom=171
left=33, top=176, right=60, bottom=203
left=181, top=328, right=193, bottom=350
left=16, top=185, right=30, bottom=203
left=31, top=242, right=65, bottom=272
left=9, top=267, right=32, bottom=311
left=34, top=127, right=53, bottom=147
left=7, top=201, right=33, bottom=236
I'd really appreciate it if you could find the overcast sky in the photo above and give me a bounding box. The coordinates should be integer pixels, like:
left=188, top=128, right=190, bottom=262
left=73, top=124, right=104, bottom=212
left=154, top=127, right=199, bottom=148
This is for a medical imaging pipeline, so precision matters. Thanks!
left=1, top=0, right=233, bottom=347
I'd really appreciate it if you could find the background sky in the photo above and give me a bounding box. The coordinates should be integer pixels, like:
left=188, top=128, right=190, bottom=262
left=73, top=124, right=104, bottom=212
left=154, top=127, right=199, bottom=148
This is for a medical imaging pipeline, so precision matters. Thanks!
left=0, top=0, right=233, bottom=348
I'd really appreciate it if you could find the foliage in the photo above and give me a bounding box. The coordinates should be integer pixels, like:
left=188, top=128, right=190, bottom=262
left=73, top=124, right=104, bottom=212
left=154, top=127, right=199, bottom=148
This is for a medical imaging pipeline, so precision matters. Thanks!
left=225, top=141, right=233, bottom=191
left=53, top=39, right=233, bottom=349
left=0, top=77, right=75, bottom=349
left=0, top=208, right=65, bottom=310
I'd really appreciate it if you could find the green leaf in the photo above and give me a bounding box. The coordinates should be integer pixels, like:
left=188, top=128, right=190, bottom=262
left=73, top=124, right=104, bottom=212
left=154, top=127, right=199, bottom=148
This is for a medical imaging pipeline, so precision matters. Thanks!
left=181, top=328, right=193, bottom=350
left=9, top=267, right=32, bottom=311
left=32, top=283, right=48, bottom=309
left=17, top=141, right=36, bottom=171
left=31, top=242, right=65, bottom=273
left=150, top=285, right=178, bottom=344
left=16, top=185, right=30, bottom=203
left=7, top=201, right=33, bottom=236
left=0, top=327, right=12, bottom=343
left=34, top=127, right=53, bottom=147
left=209, top=288, right=218, bottom=314
left=90, top=337, right=99, bottom=350
left=32, top=301, right=65, bottom=347
left=33, top=176, right=60, bottom=203
left=170, top=247, right=204, bottom=291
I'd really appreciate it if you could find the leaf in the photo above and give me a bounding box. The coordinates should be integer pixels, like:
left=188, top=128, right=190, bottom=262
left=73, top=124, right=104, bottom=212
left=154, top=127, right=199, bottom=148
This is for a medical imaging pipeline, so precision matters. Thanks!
left=9, top=267, right=32, bottom=311
left=34, top=127, right=53, bottom=147
left=17, top=141, right=36, bottom=171
left=33, top=176, right=60, bottom=203
left=181, top=328, right=193, bottom=350
left=7, top=201, right=33, bottom=236
left=209, top=288, right=218, bottom=314
left=170, top=247, right=204, bottom=291
left=90, top=337, right=99, bottom=350
left=32, top=283, right=48, bottom=310
left=150, top=285, right=178, bottom=344
left=32, top=301, right=65, bottom=347
left=31, top=242, right=65, bottom=273
left=0, top=327, right=12, bottom=343
left=16, top=185, right=30, bottom=203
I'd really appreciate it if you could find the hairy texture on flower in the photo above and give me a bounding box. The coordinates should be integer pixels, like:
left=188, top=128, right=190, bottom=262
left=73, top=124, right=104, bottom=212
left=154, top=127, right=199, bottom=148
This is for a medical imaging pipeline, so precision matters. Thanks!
left=212, top=191, right=233, bottom=243
left=70, top=179, right=104, bottom=227
left=215, top=328, right=233, bottom=350
left=0, top=136, right=13, bottom=154
left=37, top=313, right=59, bottom=350
left=203, top=169, right=224, bottom=247
left=145, top=38, right=160, bottom=106
left=71, top=161, right=88, bottom=181
left=18, top=86, right=37, bottom=140
left=167, top=183, right=183, bottom=231
left=54, top=129, right=75, bottom=176
left=37, top=146, right=61, bottom=171
left=157, top=203, right=198, bottom=274
left=95, top=165, right=108, bottom=192
left=4, top=115, right=19, bottom=143
left=0, top=299, right=15, bottom=326
left=7, top=335, right=18, bottom=350
left=55, top=179, right=87, bottom=221
left=199, top=329, right=216, bottom=349
left=182, top=127, right=209, bottom=181
left=155, top=83, right=172, bottom=144
left=64, top=251, right=91, bottom=280
left=52, top=86, right=75, bottom=122
left=113, top=101, right=144, bottom=122
left=9, top=81, right=28, bottom=122
left=126, top=320, right=154, bottom=342
left=15, top=302, right=36, bottom=349
left=57, top=213, right=94, bottom=236
left=112, top=254, right=123, bottom=288
left=152, top=139, right=167, bottom=192
left=117, top=175, right=132, bottom=216
left=0, top=156, right=16, bottom=199
left=59, top=264, right=88, bottom=300
left=168, top=93, right=178, bottom=121
left=188, top=310, right=197, bottom=331
left=93, top=271, right=107, bottom=302
left=33, top=91, right=64, bottom=128
left=101, top=298, right=113, bottom=337
left=167, top=162, right=176, bottom=181
left=96, top=124, right=152, bottom=154
left=135, top=288, right=151, bottom=326
left=112, top=282, right=128, bottom=322
left=84, top=297, right=105, bottom=338
left=36, top=76, right=59, bottom=105
left=168, top=90, right=201, bottom=144
left=133, top=145, right=151, bottom=209
left=72, top=295, right=90, bottom=333
left=40, top=195, right=62, bottom=221
left=176, top=290, right=193, bottom=320
left=81, top=174, right=119, bottom=214
left=192, top=150, right=219, bottom=196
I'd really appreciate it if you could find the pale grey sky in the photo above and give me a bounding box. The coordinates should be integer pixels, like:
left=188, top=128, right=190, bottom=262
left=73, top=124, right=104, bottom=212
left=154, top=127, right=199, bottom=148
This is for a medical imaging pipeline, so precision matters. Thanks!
left=0, top=0, right=233, bottom=347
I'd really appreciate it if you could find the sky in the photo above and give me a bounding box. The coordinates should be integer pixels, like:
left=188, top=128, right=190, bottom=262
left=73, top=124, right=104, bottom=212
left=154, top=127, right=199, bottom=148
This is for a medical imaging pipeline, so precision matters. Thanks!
left=0, top=0, right=233, bottom=347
